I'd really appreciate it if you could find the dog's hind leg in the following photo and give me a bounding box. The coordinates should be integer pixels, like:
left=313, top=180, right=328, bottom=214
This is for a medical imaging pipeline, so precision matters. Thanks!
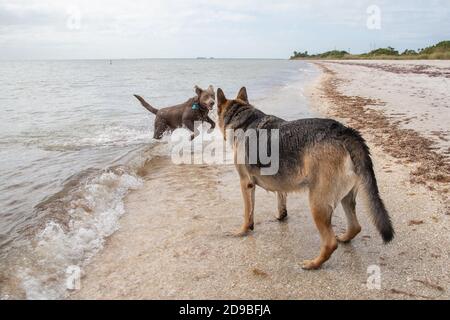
left=337, top=189, right=361, bottom=243
left=276, top=192, right=288, bottom=221
left=302, top=193, right=338, bottom=270
left=235, top=179, right=256, bottom=237
left=153, top=118, right=169, bottom=140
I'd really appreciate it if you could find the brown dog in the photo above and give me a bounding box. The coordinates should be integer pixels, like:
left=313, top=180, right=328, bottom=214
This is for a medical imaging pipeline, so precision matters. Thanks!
left=217, top=87, right=394, bottom=270
left=134, top=85, right=216, bottom=139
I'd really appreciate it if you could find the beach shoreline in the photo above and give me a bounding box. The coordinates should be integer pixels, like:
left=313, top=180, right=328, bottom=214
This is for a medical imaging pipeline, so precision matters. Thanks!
left=71, top=61, right=449, bottom=300
left=307, top=60, right=449, bottom=203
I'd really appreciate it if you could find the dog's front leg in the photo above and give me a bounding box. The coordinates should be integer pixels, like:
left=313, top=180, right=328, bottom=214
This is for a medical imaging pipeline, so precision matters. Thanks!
left=205, top=116, right=216, bottom=133
left=236, top=179, right=255, bottom=237
left=184, top=119, right=200, bottom=141
left=277, top=192, right=288, bottom=221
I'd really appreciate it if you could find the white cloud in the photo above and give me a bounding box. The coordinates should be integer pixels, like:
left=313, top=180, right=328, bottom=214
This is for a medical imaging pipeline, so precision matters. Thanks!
left=0, top=0, right=448, bottom=59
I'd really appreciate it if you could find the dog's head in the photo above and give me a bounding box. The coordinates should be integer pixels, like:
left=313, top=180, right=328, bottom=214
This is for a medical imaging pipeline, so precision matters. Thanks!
left=216, top=87, right=250, bottom=135
left=195, top=85, right=215, bottom=111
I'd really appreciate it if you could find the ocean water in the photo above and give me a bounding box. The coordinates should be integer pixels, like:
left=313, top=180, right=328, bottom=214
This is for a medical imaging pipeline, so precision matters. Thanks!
left=0, top=59, right=319, bottom=299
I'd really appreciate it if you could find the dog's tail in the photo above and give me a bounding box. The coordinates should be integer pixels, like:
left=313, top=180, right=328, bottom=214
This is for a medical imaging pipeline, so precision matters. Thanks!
left=343, top=128, right=395, bottom=243
left=134, top=95, right=159, bottom=115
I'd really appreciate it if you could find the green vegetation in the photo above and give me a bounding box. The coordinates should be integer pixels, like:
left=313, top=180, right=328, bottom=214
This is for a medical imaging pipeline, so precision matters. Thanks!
left=368, top=47, right=399, bottom=56
left=316, top=50, right=350, bottom=59
left=420, top=40, right=450, bottom=54
left=290, top=40, right=450, bottom=60
left=292, top=51, right=309, bottom=58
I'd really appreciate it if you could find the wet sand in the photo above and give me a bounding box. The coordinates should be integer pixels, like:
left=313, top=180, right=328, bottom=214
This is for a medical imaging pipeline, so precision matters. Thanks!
left=72, top=61, right=449, bottom=300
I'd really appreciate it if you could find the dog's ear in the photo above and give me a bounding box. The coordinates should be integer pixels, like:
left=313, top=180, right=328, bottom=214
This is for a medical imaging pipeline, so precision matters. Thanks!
left=217, top=88, right=227, bottom=106
left=194, top=85, right=203, bottom=96
left=236, top=87, right=249, bottom=104
left=207, top=85, right=215, bottom=94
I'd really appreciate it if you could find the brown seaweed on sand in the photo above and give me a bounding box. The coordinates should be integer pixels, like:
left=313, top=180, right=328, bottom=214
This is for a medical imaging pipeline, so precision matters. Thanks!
left=315, top=63, right=450, bottom=204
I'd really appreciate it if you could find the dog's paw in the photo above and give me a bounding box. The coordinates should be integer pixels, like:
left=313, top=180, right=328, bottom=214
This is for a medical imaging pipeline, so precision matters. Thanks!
left=234, top=229, right=251, bottom=237
left=225, top=224, right=254, bottom=237
left=301, top=259, right=322, bottom=270
left=224, top=230, right=250, bottom=238
left=336, top=227, right=361, bottom=243
left=336, top=234, right=352, bottom=243
left=277, top=209, right=288, bottom=221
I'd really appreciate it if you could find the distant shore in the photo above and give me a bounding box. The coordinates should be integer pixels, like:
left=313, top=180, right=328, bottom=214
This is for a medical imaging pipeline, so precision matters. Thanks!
left=290, top=40, right=450, bottom=60
left=292, top=56, right=450, bottom=61
left=72, top=60, right=449, bottom=300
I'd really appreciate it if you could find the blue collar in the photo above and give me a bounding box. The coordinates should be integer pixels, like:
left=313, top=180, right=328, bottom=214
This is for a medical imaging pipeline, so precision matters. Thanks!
left=192, top=103, right=200, bottom=110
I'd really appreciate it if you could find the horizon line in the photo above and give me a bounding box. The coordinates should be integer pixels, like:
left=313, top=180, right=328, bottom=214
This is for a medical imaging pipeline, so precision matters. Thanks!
left=0, top=57, right=289, bottom=62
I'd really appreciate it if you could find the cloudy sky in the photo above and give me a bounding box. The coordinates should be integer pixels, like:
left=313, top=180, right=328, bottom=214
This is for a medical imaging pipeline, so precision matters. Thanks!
left=0, top=0, right=449, bottom=59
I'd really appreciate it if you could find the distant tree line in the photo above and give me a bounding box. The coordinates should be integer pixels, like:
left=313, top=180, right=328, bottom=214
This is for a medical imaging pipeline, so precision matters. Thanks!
left=290, top=41, right=450, bottom=60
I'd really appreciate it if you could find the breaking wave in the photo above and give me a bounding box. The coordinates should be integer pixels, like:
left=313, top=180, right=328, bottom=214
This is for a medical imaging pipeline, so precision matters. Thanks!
left=0, top=141, right=173, bottom=299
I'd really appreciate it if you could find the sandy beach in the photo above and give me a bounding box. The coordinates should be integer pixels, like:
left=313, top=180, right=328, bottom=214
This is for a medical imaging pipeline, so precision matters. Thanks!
left=71, top=61, right=449, bottom=300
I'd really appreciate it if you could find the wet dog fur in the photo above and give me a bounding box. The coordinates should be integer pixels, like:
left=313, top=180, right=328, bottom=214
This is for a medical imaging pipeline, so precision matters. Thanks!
left=217, top=87, right=394, bottom=270
left=134, top=85, right=216, bottom=140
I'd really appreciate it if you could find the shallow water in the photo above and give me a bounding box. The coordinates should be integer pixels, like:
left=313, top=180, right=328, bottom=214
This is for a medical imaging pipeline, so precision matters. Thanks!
left=0, top=59, right=318, bottom=299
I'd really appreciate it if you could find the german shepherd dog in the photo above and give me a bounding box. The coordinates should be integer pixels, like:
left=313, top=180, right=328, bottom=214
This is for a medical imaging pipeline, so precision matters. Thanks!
left=217, top=87, right=394, bottom=270
left=134, top=85, right=216, bottom=140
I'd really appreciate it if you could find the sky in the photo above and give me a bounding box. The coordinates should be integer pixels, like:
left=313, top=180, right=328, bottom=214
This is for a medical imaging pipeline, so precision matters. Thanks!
left=0, top=0, right=449, bottom=59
